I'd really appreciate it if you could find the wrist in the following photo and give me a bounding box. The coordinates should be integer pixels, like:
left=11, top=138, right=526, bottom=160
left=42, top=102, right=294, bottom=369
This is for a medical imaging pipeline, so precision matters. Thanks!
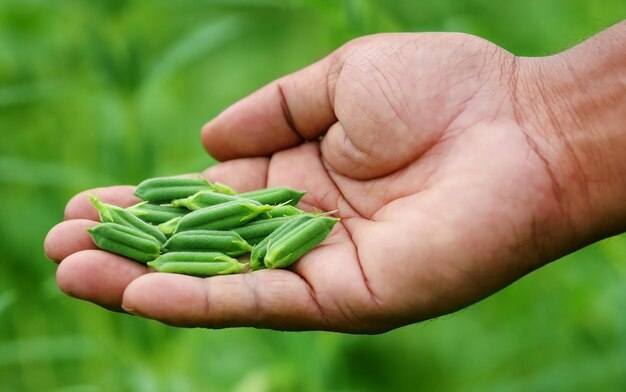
left=515, top=21, right=626, bottom=243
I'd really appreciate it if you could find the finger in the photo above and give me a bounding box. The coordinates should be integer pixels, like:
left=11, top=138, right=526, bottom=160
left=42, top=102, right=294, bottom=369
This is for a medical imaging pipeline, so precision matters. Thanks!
left=201, top=55, right=338, bottom=161
left=318, top=36, right=446, bottom=180
left=56, top=250, right=149, bottom=312
left=64, top=186, right=139, bottom=221
left=44, top=219, right=98, bottom=263
left=122, top=270, right=330, bottom=330
left=202, top=157, right=269, bottom=193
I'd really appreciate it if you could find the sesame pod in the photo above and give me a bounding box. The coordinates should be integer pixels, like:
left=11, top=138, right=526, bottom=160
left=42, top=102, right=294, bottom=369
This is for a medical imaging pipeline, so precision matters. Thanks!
left=148, top=252, right=244, bottom=276
left=249, top=214, right=317, bottom=270
left=158, top=217, right=181, bottom=236
left=170, top=191, right=247, bottom=211
left=127, top=201, right=188, bottom=225
left=134, top=176, right=216, bottom=203
left=163, top=230, right=252, bottom=256
left=232, top=217, right=291, bottom=246
left=175, top=200, right=272, bottom=232
left=238, top=187, right=306, bottom=206
left=264, top=216, right=339, bottom=269
left=90, top=195, right=167, bottom=244
left=88, top=223, right=161, bottom=263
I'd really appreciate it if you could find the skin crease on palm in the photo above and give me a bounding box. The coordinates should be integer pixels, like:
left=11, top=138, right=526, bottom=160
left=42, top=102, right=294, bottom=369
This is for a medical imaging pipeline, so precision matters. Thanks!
left=44, top=24, right=626, bottom=333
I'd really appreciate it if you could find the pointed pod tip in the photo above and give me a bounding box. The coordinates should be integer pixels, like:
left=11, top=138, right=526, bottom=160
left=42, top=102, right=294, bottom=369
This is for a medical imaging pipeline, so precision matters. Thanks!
left=87, top=193, right=102, bottom=208
left=229, top=262, right=245, bottom=274
left=249, top=258, right=263, bottom=271
left=258, top=204, right=274, bottom=213
left=170, top=199, right=185, bottom=208
left=314, top=209, right=339, bottom=217
left=263, top=256, right=278, bottom=269
left=88, top=194, right=110, bottom=211
left=215, top=255, right=234, bottom=264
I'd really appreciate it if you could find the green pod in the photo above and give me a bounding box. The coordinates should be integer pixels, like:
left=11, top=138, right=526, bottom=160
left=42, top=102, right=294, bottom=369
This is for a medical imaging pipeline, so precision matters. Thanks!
left=176, top=200, right=272, bottom=232
left=127, top=201, right=188, bottom=225
left=171, top=191, right=245, bottom=211
left=88, top=223, right=161, bottom=263
left=158, top=217, right=181, bottom=236
left=163, top=230, right=252, bottom=256
left=238, top=187, right=306, bottom=206
left=264, top=216, right=340, bottom=269
left=232, top=217, right=291, bottom=246
left=249, top=214, right=317, bottom=270
left=148, top=252, right=244, bottom=276
left=90, top=195, right=167, bottom=244
left=134, top=176, right=215, bottom=203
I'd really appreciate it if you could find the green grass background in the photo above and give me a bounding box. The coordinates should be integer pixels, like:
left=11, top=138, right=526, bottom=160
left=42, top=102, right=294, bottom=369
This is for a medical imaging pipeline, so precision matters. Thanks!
left=1, top=1, right=626, bottom=391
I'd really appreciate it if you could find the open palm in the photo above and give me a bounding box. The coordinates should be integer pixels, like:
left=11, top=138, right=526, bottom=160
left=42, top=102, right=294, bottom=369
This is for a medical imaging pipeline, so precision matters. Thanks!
left=45, top=33, right=577, bottom=332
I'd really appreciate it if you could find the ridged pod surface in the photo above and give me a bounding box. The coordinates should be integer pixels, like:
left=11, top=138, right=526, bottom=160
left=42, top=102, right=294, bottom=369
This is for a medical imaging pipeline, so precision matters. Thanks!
left=249, top=214, right=317, bottom=270
left=148, top=252, right=244, bottom=276
left=176, top=200, right=272, bottom=232
left=264, top=216, right=339, bottom=269
left=163, top=230, right=252, bottom=256
left=232, top=217, right=291, bottom=246
left=127, top=202, right=188, bottom=225
left=88, top=223, right=161, bottom=263
left=134, top=176, right=215, bottom=203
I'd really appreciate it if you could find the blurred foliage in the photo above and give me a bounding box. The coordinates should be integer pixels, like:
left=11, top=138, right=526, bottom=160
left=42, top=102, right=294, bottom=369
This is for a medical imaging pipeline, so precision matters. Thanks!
left=1, top=0, right=625, bottom=391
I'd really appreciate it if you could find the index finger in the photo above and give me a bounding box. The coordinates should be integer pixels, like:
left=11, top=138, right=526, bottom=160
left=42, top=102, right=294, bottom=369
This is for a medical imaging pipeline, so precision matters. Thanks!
left=201, top=55, right=338, bottom=161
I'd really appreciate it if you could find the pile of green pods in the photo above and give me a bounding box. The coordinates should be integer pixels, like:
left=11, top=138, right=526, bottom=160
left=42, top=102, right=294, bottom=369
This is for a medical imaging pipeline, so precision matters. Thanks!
left=87, top=176, right=339, bottom=277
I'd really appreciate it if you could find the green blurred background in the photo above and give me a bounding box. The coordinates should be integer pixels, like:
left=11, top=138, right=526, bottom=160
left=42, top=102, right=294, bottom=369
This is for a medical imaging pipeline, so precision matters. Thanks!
left=1, top=0, right=625, bottom=391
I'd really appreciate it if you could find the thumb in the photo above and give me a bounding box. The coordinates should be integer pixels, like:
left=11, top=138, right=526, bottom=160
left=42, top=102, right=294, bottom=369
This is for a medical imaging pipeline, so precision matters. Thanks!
left=320, top=99, right=437, bottom=181
left=317, top=37, right=443, bottom=180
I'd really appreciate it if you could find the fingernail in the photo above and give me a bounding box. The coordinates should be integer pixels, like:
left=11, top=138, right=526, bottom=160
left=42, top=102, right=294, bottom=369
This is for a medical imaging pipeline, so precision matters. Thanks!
left=121, top=303, right=143, bottom=316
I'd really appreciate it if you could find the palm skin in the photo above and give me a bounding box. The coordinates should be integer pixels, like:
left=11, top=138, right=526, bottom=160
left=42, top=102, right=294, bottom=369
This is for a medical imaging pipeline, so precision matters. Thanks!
left=45, top=33, right=582, bottom=332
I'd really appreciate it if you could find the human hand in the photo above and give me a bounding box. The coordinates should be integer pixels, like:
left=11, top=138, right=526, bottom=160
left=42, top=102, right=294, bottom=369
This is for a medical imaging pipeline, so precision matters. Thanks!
left=45, top=24, right=626, bottom=332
